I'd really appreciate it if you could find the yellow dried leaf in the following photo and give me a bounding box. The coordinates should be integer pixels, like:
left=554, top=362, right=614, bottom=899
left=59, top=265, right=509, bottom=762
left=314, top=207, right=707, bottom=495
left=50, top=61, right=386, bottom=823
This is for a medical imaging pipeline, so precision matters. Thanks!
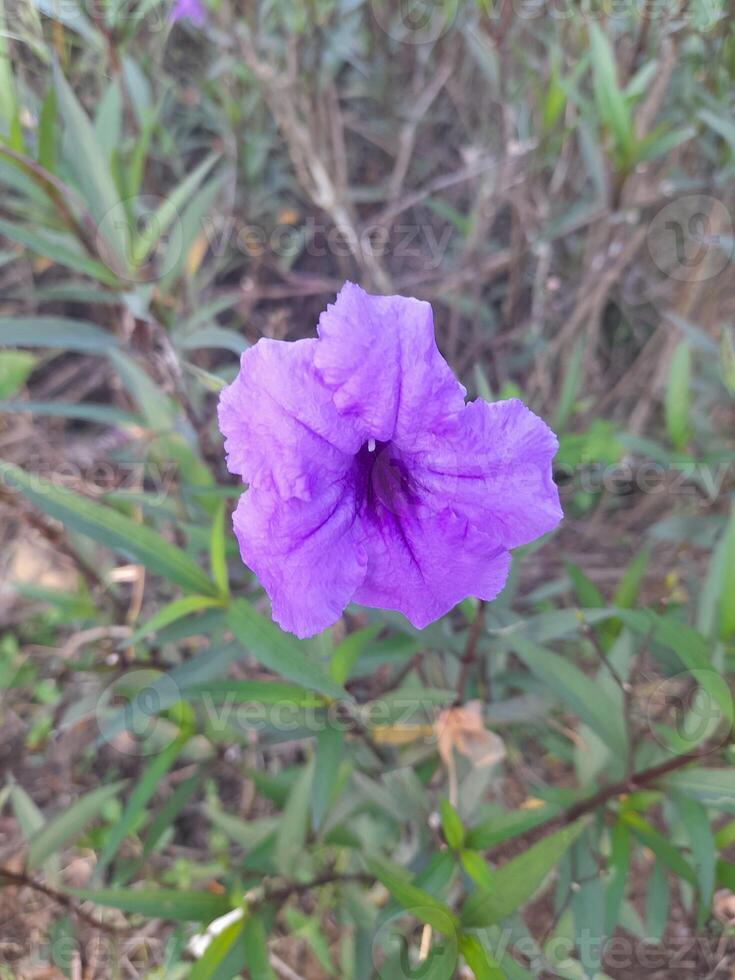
left=185, top=234, right=209, bottom=277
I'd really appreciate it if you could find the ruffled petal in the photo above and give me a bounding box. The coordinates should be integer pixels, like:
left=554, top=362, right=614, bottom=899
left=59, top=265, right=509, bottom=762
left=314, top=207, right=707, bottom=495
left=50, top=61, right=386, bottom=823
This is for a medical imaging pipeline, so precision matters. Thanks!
left=314, top=282, right=465, bottom=445
left=409, top=398, right=562, bottom=549
left=233, top=481, right=367, bottom=638
left=353, top=502, right=511, bottom=629
left=218, top=338, right=361, bottom=501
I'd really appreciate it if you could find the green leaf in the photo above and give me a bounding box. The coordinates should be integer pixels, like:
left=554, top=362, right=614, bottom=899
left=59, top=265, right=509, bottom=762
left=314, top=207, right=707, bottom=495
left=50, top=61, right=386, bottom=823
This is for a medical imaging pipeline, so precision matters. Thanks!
left=699, top=108, right=735, bottom=155
left=275, top=760, right=313, bottom=875
left=717, top=860, right=735, bottom=891
left=565, top=561, right=604, bottom=609
left=27, top=781, right=126, bottom=870
left=633, top=124, right=694, bottom=164
left=0, top=315, right=118, bottom=352
left=32, top=0, right=102, bottom=45
left=0, top=0, right=18, bottom=132
left=721, top=326, right=735, bottom=396
left=209, top=502, right=229, bottom=597
left=698, top=515, right=734, bottom=638
left=613, top=546, right=649, bottom=609
left=553, top=335, right=584, bottom=432
left=661, top=769, right=735, bottom=813
left=619, top=610, right=733, bottom=723
left=715, top=818, right=735, bottom=850
left=283, top=907, right=335, bottom=975
left=473, top=363, right=493, bottom=401
left=226, top=600, right=347, bottom=700
left=93, top=733, right=190, bottom=881
left=673, top=794, right=715, bottom=914
left=329, top=625, right=382, bottom=685
left=541, top=63, right=566, bottom=131
left=9, top=781, right=45, bottom=837
left=459, top=850, right=494, bottom=892
left=183, top=361, right=227, bottom=393
left=8, top=779, right=62, bottom=882
left=204, top=808, right=279, bottom=850
left=0, top=351, right=36, bottom=398
left=511, top=638, right=628, bottom=759
left=458, top=934, right=504, bottom=980
left=312, top=727, right=344, bottom=830
left=0, top=400, right=138, bottom=425
left=131, top=154, right=218, bottom=268
left=0, top=221, right=121, bottom=284
left=570, top=831, right=605, bottom=974
left=466, top=805, right=559, bottom=850
left=242, top=913, right=278, bottom=980
left=186, top=679, right=324, bottom=706
left=94, top=78, right=122, bottom=157
left=605, top=819, right=630, bottom=934
left=720, top=509, right=735, bottom=641
left=622, top=812, right=696, bottom=884
left=645, top=860, right=669, bottom=941
left=588, top=24, right=634, bottom=168
left=460, top=820, right=586, bottom=928
left=141, top=768, right=204, bottom=861
left=665, top=341, right=692, bottom=451
left=178, top=326, right=248, bottom=356
left=98, top=642, right=240, bottom=745
left=53, top=62, right=129, bottom=272
left=439, top=798, right=464, bottom=850
left=0, top=461, right=218, bottom=596
left=109, top=348, right=174, bottom=429
left=128, top=595, right=226, bottom=646
left=366, top=855, right=459, bottom=933
left=67, top=887, right=231, bottom=921
left=38, top=87, right=57, bottom=171
left=189, top=913, right=248, bottom=980
left=160, top=174, right=225, bottom=293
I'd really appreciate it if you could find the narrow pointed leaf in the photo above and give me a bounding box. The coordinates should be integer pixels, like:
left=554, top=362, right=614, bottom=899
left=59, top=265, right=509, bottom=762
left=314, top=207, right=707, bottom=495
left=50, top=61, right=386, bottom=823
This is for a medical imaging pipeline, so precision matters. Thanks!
left=461, top=820, right=586, bottom=927
left=0, top=461, right=218, bottom=597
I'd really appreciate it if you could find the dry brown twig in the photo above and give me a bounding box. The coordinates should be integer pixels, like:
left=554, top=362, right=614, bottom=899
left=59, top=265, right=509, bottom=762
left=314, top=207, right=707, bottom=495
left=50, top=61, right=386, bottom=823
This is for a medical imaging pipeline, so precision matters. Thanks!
left=0, top=868, right=132, bottom=935
left=237, top=27, right=391, bottom=292
left=386, top=56, right=456, bottom=202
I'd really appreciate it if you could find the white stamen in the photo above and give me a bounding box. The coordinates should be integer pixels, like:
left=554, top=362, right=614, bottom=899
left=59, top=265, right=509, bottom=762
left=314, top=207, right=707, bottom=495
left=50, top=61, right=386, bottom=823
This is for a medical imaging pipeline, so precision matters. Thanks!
left=368, top=438, right=376, bottom=452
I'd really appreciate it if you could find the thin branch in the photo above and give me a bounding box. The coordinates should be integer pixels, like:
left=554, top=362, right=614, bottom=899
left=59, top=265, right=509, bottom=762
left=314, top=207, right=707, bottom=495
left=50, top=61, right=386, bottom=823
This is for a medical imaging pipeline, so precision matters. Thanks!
left=261, top=871, right=371, bottom=908
left=0, top=868, right=132, bottom=935
left=581, top=620, right=628, bottom=697
left=487, top=736, right=730, bottom=861
left=456, top=601, right=487, bottom=701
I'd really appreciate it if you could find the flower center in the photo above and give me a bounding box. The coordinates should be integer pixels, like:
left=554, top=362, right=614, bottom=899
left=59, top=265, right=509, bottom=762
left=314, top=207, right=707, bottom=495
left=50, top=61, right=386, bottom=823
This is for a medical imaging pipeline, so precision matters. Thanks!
left=355, top=439, right=415, bottom=517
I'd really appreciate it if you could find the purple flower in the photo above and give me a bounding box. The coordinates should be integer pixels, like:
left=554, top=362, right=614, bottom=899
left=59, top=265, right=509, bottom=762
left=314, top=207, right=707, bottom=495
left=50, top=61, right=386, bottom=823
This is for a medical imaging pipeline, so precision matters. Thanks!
left=218, top=283, right=562, bottom=638
left=170, top=0, right=206, bottom=26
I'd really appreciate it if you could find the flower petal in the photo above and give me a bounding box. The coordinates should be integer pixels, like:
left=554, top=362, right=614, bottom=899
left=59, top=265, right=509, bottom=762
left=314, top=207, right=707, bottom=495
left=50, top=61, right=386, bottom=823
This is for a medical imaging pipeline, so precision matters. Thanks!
left=218, top=338, right=361, bottom=501
left=353, top=503, right=511, bottom=629
left=233, top=482, right=368, bottom=639
left=314, top=282, right=465, bottom=444
left=410, top=398, right=562, bottom=549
